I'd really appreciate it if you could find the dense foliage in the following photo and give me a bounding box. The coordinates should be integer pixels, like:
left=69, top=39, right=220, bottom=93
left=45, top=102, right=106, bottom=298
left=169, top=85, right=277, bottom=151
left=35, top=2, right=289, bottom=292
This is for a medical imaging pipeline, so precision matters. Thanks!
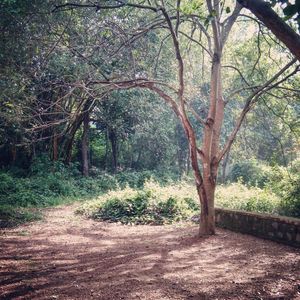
left=0, top=1, right=299, bottom=228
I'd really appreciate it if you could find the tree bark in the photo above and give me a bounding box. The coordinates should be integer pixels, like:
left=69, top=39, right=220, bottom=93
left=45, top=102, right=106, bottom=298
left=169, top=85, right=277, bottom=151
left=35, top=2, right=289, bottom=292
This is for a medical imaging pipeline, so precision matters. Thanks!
left=52, top=133, right=59, bottom=161
left=199, top=177, right=216, bottom=236
left=11, top=144, right=17, bottom=164
left=237, top=0, right=300, bottom=61
left=64, top=118, right=83, bottom=165
left=221, top=151, right=230, bottom=183
left=81, top=111, right=90, bottom=176
left=109, top=128, right=118, bottom=173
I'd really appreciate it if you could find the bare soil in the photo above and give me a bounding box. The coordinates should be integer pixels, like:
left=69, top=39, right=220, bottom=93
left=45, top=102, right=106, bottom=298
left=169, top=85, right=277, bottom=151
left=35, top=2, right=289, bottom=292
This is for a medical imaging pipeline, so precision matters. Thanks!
left=0, top=204, right=299, bottom=300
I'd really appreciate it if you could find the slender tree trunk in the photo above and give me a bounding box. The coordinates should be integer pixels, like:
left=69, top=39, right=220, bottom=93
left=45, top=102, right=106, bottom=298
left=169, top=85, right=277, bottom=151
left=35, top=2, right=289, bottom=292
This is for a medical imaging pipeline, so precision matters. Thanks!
left=64, top=118, right=83, bottom=164
left=197, top=57, right=222, bottom=235
left=11, top=144, right=17, bottom=164
left=221, top=151, right=230, bottom=183
left=65, top=136, right=75, bottom=165
left=109, top=128, right=118, bottom=173
left=52, top=132, right=58, bottom=161
left=81, top=111, right=89, bottom=176
left=186, top=150, right=190, bottom=174
left=63, top=99, right=94, bottom=165
left=104, top=128, right=109, bottom=170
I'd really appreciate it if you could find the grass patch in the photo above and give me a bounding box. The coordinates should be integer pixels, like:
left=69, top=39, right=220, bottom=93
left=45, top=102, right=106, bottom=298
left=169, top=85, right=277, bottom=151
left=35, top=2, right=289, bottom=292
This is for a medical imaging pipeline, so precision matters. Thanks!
left=0, top=205, right=43, bottom=228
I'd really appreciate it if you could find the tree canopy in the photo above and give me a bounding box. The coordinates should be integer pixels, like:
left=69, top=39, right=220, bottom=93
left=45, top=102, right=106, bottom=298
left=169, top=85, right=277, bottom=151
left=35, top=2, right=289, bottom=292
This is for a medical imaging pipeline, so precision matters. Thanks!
left=0, top=0, right=299, bottom=235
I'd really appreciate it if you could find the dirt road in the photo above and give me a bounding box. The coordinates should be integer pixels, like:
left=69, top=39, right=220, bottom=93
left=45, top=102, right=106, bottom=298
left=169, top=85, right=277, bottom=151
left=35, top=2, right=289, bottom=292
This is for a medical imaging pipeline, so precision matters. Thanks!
left=0, top=204, right=299, bottom=299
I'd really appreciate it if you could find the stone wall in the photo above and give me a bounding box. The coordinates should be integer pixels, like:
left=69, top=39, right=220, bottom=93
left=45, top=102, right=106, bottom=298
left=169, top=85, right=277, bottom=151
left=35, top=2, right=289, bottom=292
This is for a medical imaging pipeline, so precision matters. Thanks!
left=215, top=208, right=300, bottom=247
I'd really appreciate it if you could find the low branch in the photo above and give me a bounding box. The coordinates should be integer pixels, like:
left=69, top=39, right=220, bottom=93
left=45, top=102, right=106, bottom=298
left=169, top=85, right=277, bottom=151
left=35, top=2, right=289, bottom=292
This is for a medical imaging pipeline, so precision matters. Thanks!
left=53, top=1, right=159, bottom=13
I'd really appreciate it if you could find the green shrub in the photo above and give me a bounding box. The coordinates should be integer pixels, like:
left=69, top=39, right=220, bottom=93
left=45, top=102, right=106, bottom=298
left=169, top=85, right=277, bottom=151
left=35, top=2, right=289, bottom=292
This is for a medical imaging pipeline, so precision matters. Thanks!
left=266, top=162, right=300, bottom=218
left=0, top=205, right=42, bottom=228
left=74, top=175, right=117, bottom=196
left=229, top=159, right=273, bottom=188
left=114, top=170, right=178, bottom=188
left=215, top=182, right=281, bottom=214
left=76, top=181, right=199, bottom=224
left=96, top=191, right=150, bottom=222
left=0, top=172, right=17, bottom=196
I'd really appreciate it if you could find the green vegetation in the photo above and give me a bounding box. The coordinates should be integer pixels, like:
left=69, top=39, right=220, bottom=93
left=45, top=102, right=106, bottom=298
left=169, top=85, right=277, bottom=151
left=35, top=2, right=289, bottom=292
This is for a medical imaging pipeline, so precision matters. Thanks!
left=0, top=1, right=299, bottom=231
left=0, top=156, right=179, bottom=227
left=1, top=156, right=299, bottom=227
left=77, top=160, right=300, bottom=224
left=0, top=205, right=42, bottom=228
left=76, top=181, right=198, bottom=224
left=216, top=183, right=281, bottom=214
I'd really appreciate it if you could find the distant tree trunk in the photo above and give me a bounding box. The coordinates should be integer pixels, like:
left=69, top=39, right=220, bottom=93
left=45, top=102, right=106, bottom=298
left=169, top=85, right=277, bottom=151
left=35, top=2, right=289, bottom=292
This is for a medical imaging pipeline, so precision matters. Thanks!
left=104, top=128, right=109, bottom=170
left=63, top=99, right=93, bottom=165
left=109, top=128, right=118, bottom=172
left=64, top=122, right=81, bottom=165
left=81, top=111, right=90, bottom=176
left=64, top=136, right=75, bottom=164
left=221, top=151, right=230, bottom=184
left=175, top=122, right=185, bottom=175
left=186, top=151, right=190, bottom=174
left=11, top=144, right=17, bottom=164
left=52, top=132, right=59, bottom=161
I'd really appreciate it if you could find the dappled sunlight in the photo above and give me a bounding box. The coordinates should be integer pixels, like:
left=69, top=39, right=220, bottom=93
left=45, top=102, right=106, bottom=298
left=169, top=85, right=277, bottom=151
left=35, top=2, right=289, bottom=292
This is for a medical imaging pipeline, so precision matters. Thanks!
left=1, top=0, right=299, bottom=298
left=1, top=205, right=299, bottom=299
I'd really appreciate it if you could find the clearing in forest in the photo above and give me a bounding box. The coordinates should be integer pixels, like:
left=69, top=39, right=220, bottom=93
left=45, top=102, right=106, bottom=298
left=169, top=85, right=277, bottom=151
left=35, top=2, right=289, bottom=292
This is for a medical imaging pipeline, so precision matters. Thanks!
left=0, top=204, right=299, bottom=300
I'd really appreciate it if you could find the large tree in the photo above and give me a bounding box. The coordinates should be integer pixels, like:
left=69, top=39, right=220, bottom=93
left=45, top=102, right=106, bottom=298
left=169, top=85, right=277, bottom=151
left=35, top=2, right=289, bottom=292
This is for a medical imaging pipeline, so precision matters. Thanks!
left=2, top=1, right=298, bottom=234
left=49, top=0, right=300, bottom=235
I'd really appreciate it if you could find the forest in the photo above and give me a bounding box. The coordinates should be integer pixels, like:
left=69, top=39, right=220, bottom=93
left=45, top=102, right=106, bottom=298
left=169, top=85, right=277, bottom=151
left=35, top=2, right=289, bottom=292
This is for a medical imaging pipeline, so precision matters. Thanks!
left=1, top=1, right=300, bottom=299
left=1, top=0, right=299, bottom=231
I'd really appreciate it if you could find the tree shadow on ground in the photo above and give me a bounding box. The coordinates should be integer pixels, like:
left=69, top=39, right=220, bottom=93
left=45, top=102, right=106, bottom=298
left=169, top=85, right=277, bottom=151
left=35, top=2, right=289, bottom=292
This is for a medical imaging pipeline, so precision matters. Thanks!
left=0, top=217, right=299, bottom=300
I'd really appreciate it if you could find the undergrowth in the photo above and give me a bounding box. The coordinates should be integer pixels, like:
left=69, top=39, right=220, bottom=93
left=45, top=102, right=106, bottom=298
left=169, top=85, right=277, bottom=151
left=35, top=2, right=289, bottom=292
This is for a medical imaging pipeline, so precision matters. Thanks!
left=0, top=157, right=178, bottom=227
left=78, top=179, right=298, bottom=225
left=215, top=182, right=281, bottom=214
left=1, top=156, right=299, bottom=228
left=76, top=180, right=198, bottom=225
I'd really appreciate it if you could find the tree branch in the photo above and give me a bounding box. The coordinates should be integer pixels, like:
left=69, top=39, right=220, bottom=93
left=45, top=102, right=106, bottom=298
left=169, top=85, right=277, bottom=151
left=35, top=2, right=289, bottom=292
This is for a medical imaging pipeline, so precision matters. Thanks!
left=217, top=58, right=298, bottom=162
left=237, top=0, right=300, bottom=61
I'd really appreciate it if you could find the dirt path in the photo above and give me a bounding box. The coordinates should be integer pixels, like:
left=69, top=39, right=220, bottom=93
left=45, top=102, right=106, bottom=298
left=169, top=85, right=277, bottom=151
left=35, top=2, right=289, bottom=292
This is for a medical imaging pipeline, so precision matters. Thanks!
left=0, top=204, right=299, bottom=300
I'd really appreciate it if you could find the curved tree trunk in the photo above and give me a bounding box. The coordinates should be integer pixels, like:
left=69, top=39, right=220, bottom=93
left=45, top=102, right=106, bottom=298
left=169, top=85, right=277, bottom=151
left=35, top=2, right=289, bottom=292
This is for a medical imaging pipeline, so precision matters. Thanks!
left=64, top=118, right=83, bottom=165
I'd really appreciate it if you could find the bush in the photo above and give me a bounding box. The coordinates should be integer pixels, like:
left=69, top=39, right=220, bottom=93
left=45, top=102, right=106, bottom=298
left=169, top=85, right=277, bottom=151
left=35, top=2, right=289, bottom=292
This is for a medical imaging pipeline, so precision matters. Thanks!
left=229, top=159, right=273, bottom=188
left=228, top=159, right=300, bottom=217
left=76, top=181, right=199, bottom=224
left=0, top=205, right=42, bottom=228
left=266, top=162, right=300, bottom=218
left=74, top=174, right=118, bottom=196
left=0, top=172, right=18, bottom=196
left=215, top=182, right=281, bottom=214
